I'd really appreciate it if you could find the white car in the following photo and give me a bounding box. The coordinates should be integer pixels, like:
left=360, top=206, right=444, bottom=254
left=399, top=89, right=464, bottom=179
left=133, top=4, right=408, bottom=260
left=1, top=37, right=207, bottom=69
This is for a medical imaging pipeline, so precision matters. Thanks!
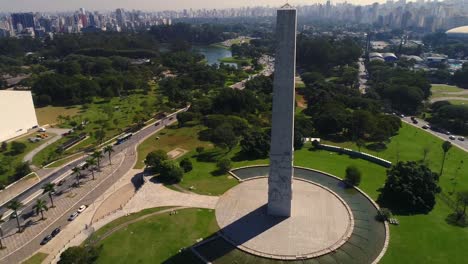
left=38, top=127, right=47, bottom=132
left=449, top=136, right=456, bottom=140
left=68, top=212, right=79, bottom=221
left=77, top=205, right=87, bottom=213
left=459, top=137, right=465, bottom=141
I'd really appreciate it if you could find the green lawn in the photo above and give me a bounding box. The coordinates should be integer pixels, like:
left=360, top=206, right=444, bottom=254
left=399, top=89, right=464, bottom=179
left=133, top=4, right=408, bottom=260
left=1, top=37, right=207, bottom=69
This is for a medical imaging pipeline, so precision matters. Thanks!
left=0, top=132, right=56, bottom=184
left=219, top=57, right=252, bottom=65
left=35, top=106, right=80, bottom=126
left=32, top=90, right=162, bottom=167
left=95, top=208, right=217, bottom=264
left=122, top=120, right=468, bottom=264
left=22, top=252, right=48, bottom=264
left=431, top=84, right=466, bottom=95
left=134, top=125, right=213, bottom=169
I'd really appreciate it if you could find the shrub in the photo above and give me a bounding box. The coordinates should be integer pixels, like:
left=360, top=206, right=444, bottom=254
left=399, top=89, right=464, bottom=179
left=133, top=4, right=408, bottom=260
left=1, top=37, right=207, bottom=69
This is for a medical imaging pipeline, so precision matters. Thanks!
left=216, top=158, right=232, bottom=174
left=179, top=158, right=193, bottom=172
left=345, top=165, right=362, bottom=187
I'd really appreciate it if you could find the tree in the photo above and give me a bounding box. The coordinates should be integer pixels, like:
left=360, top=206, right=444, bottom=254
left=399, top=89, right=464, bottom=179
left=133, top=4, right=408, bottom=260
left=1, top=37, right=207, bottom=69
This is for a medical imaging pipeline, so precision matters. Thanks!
left=345, top=165, right=362, bottom=187
left=423, top=146, right=431, bottom=163
left=378, top=161, right=440, bottom=214
left=12, top=162, right=31, bottom=182
left=210, top=123, right=239, bottom=151
left=42, top=183, right=56, bottom=207
left=59, top=245, right=102, bottom=264
left=0, top=142, right=7, bottom=152
left=196, top=146, right=205, bottom=154
left=103, top=145, right=114, bottom=165
left=86, top=158, right=97, bottom=180
left=33, top=199, right=48, bottom=220
left=72, top=166, right=81, bottom=186
left=10, top=141, right=26, bottom=155
left=94, top=130, right=106, bottom=145
left=179, top=158, right=193, bottom=172
left=7, top=200, right=23, bottom=232
left=145, top=150, right=168, bottom=173
left=92, top=151, right=104, bottom=169
left=440, top=141, right=452, bottom=176
left=240, top=129, right=270, bottom=158
left=455, top=190, right=468, bottom=221
left=356, top=139, right=365, bottom=152
left=159, top=161, right=184, bottom=183
left=217, top=158, right=232, bottom=174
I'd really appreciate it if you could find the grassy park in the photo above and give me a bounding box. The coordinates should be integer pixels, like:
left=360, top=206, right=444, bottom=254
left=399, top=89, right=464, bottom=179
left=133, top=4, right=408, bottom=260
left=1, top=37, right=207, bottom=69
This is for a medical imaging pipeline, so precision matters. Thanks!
left=0, top=132, right=55, bottom=184
left=31, top=89, right=162, bottom=167
left=94, top=208, right=217, bottom=264
left=114, top=118, right=468, bottom=263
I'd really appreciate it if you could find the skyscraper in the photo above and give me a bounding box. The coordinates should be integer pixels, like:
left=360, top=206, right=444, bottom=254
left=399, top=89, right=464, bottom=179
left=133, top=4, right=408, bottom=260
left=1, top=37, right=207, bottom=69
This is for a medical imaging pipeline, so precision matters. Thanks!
left=11, top=13, right=35, bottom=32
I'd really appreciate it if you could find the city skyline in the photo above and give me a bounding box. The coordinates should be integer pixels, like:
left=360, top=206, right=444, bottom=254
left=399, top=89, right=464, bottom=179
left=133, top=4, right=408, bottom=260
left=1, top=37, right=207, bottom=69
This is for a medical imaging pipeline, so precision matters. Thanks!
left=0, top=0, right=446, bottom=12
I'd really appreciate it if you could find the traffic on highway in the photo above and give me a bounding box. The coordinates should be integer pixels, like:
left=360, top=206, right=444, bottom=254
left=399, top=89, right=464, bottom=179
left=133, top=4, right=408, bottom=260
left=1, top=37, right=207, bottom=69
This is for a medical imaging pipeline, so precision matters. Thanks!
left=401, top=115, right=467, bottom=152
left=0, top=107, right=188, bottom=263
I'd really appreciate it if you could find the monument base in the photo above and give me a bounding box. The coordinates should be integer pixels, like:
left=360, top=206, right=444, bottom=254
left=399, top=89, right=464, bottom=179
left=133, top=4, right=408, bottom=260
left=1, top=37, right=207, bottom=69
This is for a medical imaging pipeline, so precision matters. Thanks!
left=215, top=177, right=354, bottom=260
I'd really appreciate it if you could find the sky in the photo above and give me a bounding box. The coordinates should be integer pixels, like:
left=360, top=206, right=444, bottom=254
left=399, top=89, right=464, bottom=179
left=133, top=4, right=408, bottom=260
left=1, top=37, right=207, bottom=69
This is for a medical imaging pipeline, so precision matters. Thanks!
left=0, top=0, right=384, bottom=12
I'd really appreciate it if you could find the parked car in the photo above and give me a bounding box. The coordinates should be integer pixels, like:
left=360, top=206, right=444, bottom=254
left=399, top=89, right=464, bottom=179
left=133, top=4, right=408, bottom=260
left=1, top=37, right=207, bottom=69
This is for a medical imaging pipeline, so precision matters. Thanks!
left=155, top=122, right=160, bottom=126
left=77, top=205, right=87, bottom=213
left=40, top=235, right=52, bottom=245
left=459, top=137, right=465, bottom=141
left=449, top=136, right=456, bottom=140
left=412, top=120, right=418, bottom=124
left=445, top=131, right=451, bottom=135
left=51, top=227, right=61, bottom=237
left=68, top=212, right=79, bottom=221
left=38, top=127, right=46, bottom=132
left=422, top=125, right=429, bottom=129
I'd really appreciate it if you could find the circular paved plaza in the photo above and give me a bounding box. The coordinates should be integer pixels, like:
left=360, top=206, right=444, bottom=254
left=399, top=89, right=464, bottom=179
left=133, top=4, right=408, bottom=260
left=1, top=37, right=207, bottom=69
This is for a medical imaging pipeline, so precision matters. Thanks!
left=215, top=177, right=354, bottom=260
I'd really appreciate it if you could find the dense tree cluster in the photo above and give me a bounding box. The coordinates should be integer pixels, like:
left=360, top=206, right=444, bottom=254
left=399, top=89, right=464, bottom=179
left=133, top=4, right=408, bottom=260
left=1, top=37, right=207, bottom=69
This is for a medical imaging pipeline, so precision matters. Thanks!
left=378, top=161, right=440, bottom=214
left=149, top=23, right=232, bottom=44
left=429, top=101, right=468, bottom=135
left=300, top=71, right=401, bottom=142
left=367, top=61, right=431, bottom=114
left=297, top=36, right=361, bottom=74
left=32, top=55, right=152, bottom=105
left=452, top=64, right=468, bottom=88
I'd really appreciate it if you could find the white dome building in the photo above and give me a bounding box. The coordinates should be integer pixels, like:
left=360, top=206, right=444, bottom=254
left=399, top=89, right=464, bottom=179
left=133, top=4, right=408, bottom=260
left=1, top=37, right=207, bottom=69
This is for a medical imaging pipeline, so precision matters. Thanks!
left=446, top=26, right=468, bottom=39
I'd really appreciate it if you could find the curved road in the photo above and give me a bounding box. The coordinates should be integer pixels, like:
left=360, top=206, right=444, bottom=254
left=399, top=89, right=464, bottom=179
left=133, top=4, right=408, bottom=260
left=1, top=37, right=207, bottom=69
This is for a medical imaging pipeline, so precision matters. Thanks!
left=0, top=107, right=187, bottom=263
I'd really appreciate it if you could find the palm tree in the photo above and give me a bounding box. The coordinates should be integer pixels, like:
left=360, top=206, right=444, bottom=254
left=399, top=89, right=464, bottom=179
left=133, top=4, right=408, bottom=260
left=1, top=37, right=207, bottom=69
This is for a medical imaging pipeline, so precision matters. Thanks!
left=92, top=151, right=104, bottom=170
left=72, top=166, right=82, bottom=186
left=42, top=183, right=56, bottom=208
left=103, top=145, right=115, bottom=165
left=0, top=214, right=5, bottom=249
left=86, top=157, right=97, bottom=180
left=7, top=200, right=23, bottom=232
left=441, top=141, right=452, bottom=176
left=33, top=199, right=49, bottom=220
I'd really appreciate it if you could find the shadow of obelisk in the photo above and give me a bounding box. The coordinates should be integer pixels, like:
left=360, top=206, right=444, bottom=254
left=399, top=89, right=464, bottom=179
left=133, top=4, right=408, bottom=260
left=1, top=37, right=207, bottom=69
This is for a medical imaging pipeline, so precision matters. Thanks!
left=268, top=4, right=297, bottom=217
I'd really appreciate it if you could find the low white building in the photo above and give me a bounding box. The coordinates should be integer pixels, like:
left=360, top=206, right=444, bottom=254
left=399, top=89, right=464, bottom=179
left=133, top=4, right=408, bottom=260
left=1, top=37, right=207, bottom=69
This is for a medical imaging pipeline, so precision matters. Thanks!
left=0, top=90, right=38, bottom=142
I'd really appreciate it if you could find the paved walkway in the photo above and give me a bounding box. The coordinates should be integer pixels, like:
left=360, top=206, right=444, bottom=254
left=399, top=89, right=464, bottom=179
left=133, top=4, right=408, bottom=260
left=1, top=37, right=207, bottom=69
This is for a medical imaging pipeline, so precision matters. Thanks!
left=22, top=128, right=70, bottom=165
left=431, top=96, right=468, bottom=103
left=124, top=179, right=219, bottom=214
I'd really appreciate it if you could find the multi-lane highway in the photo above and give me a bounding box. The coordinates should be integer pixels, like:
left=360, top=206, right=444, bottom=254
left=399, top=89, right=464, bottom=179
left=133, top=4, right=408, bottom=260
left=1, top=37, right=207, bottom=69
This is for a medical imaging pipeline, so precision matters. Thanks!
left=401, top=116, right=467, bottom=152
left=0, top=107, right=187, bottom=263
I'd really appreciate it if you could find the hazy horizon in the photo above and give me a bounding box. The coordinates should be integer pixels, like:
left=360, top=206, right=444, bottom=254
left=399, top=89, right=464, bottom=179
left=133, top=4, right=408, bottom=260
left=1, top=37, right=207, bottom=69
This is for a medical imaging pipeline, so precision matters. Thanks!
left=0, top=0, right=421, bottom=13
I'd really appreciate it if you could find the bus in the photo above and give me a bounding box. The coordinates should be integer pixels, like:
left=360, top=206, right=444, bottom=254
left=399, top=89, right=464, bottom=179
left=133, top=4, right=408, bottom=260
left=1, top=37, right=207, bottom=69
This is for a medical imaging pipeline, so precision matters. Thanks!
left=116, top=133, right=133, bottom=145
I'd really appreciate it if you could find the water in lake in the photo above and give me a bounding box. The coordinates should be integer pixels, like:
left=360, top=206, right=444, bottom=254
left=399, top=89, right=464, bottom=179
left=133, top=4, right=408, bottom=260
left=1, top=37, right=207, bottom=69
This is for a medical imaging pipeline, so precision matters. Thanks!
left=192, top=45, right=237, bottom=68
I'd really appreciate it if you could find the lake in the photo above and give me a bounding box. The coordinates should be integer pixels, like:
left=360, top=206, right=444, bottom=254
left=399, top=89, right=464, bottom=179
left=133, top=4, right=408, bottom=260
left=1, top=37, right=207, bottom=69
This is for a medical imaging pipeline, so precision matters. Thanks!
left=192, top=45, right=237, bottom=68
